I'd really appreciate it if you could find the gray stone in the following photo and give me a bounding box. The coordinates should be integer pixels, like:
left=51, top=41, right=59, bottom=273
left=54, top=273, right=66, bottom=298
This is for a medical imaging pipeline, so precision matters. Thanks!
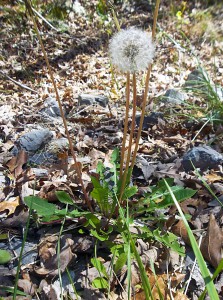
left=160, top=89, right=185, bottom=105
left=135, top=112, right=164, bottom=130
left=39, top=97, right=61, bottom=118
left=208, top=195, right=223, bottom=207
left=17, top=128, right=53, bottom=152
left=78, top=94, right=109, bottom=107
left=182, top=145, right=223, bottom=171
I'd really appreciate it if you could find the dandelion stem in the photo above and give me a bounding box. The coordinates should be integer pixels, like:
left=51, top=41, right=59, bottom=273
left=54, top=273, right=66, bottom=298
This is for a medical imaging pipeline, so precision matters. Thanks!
left=24, top=0, right=93, bottom=213
left=131, top=66, right=152, bottom=170
left=120, top=72, right=130, bottom=177
left=152, top=0, right=161, bottom=40
left=131, top=0, right=160, bottom=170
left=119, top=73, right=137, bottom=203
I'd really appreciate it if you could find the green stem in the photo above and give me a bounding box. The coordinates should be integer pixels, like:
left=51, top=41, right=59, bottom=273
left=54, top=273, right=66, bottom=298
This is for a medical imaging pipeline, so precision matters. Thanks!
left=13, top=206, right=32, bottom=299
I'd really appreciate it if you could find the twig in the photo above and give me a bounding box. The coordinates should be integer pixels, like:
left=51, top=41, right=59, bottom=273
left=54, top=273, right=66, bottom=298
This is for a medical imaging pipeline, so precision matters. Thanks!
left=0, top=70, right=38, bottom=94
left=32, top=7, right=59, bottom=32
left=24, top=0, right=93, bottom=213
left=17, top=0, right=58, bottom=31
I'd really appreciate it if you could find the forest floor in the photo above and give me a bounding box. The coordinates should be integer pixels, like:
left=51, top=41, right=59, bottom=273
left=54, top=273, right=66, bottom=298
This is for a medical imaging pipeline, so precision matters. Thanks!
left=0, top=0, right=223, bottom=299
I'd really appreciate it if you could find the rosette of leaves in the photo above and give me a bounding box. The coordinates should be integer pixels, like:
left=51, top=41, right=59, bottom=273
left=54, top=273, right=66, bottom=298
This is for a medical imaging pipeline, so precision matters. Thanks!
left=90, top=149, right=137, bottom=218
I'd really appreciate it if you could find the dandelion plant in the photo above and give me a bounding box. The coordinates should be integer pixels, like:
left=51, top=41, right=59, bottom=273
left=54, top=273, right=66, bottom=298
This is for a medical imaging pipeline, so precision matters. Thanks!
left=109, top=27, right=155, bottom=202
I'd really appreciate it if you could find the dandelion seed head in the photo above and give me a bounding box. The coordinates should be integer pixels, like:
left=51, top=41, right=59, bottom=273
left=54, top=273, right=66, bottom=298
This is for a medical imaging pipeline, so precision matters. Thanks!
left=109, top=27, right=155, bottom=73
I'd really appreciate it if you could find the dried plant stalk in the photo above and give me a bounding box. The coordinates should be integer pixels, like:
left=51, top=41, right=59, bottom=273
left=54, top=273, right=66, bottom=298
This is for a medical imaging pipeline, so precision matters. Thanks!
left=120, top=72, right=130, bottom=176
left=119, top=73, right=137, bottom=202
left=24, top=0, right=93, bottom=212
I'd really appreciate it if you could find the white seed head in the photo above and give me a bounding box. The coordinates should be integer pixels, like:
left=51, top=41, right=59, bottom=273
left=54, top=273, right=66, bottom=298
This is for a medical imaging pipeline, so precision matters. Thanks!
left=109, top=27, right=155, bottom=73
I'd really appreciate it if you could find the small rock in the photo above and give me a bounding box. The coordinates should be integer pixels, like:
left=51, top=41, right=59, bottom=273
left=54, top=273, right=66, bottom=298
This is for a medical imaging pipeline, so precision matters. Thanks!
left=160, top=89, right=185, bottom=105
left=17, top=128, right=53, bottom=152
left=182, top=145, right=223, bottom=171
left=135, top=112, right=164, bottom=130
left=208, top=195, right=223, bottom=207
left=78, top=94, right=109, bottom=107
left=39, top=97, right=61, bottom=118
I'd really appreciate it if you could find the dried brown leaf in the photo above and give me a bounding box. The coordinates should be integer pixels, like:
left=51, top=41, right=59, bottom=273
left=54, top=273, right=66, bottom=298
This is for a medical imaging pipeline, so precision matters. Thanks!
left=200, top=214, right=223, bottom=268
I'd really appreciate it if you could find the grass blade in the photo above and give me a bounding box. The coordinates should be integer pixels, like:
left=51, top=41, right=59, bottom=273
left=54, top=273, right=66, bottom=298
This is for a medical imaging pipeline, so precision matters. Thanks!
left=164, top=179, right=219, bottom=300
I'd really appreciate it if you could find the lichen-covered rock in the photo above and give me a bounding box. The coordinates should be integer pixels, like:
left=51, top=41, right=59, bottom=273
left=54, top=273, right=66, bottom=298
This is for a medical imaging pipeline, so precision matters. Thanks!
left=182, top=145, right=223, bottom=171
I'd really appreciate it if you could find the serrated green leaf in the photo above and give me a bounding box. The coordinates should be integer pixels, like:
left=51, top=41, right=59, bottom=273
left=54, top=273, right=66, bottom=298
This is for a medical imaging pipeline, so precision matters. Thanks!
left=114, top=252, right=127, bottom=274
left=153, top=229, right=185, bottom=256
left=90, top=229, right=109, bottom=241
left=158, top=178, right=174, bottom=188
left=123, top=186, right=137, bottom=199
left=92, top=277, right=108, bottom=289
left=56, top=191, right=73, bottom=204
left=111, top=148, right=119, bottom=164
left=0, top=249, right=12, bottom=264
left=164, top=187, right=196, bottom=205
left=142, top=186, right=196, bottom=212
left=91, top=258, right=108, bottom=278
left=85, top=213, right=100, bottom=228
left=91, top=185, right=110, bottom=216
left=91, top=176, right=103, bottom=189
left=24, top=196, right=56, bottom=216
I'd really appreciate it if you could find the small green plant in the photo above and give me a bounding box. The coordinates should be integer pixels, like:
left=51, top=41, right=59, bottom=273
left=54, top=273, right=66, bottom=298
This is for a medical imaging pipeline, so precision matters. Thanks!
left=24, top=149, right=200, bottom=298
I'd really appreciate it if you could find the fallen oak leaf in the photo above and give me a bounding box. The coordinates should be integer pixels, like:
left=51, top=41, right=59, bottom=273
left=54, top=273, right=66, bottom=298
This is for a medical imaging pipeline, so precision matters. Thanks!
left=204, top=173, right=223, bottom=183
left=0, top=196, right=20, bottom=216
left=6, top=150, right=28, bottom=179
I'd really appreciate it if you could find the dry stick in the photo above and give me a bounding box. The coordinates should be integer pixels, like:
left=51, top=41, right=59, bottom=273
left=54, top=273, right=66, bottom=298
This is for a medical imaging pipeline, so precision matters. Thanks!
left=0, top=70, right=38, bottom=94
left=119, top=73, right=137, bottom=203
left=120, top=72, right=130, bottom=177
left=24, top=0, right=93, bottom=212
left=130, top=0, right=161, bottom=170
